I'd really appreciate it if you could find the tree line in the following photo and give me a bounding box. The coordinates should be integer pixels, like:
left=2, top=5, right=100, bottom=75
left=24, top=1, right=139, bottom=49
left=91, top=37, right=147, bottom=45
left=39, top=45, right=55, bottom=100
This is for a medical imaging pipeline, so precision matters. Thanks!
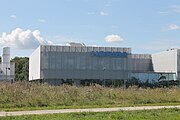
left=0, top=57, right=29, bottom=81
left=11, top=57, right=29, bottom=81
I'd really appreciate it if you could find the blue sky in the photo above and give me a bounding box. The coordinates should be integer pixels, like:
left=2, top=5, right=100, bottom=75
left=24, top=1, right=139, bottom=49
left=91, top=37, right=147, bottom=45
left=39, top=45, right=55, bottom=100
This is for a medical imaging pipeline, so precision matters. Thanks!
left=0, top=0, right=180, bottom=57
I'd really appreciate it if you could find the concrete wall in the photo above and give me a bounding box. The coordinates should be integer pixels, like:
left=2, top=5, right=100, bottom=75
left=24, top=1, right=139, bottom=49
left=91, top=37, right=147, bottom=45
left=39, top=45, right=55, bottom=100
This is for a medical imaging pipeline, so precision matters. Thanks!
left=29, top=46, right=41, bottom=80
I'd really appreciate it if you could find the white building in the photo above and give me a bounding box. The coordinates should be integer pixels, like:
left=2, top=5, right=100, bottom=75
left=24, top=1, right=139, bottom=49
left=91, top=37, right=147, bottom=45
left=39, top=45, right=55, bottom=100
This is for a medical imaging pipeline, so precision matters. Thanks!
left=152, top=48, right=180, bottom=80
left=0, top=47, right=15, bottom=82
left=29, top=44, right=178, bottom=86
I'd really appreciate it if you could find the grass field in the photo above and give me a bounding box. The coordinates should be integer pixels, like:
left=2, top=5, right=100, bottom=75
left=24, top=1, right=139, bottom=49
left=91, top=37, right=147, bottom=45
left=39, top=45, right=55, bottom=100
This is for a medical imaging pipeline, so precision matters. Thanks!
left=0, top=82, right=180, bottom=111
left=0, top=109, right=180, bottom=120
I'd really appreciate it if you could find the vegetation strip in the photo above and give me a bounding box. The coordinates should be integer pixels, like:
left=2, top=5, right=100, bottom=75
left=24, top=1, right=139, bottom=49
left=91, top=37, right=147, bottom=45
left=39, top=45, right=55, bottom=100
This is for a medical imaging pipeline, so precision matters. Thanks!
left=0, top=106, right=180, bottom=116
left=1, top=82, right=180, bottom=110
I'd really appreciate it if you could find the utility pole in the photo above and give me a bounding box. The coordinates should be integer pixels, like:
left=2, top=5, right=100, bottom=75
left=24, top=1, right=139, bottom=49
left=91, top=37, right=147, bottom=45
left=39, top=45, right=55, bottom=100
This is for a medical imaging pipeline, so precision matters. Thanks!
left=103, top=66, right=106, bottom=86
left=6, top=67, right=10, bottom=81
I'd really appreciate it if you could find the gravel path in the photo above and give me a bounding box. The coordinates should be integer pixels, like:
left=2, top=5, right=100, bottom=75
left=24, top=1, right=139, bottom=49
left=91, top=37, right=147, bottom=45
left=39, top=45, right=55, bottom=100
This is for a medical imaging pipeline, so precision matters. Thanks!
left=0, top=106, right=180, bottom=116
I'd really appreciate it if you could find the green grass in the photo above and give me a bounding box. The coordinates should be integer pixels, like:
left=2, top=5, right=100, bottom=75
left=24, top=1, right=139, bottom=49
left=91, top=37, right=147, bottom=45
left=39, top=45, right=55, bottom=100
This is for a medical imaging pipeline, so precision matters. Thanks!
left=0, top=82, right=180, bottom=111
left=2, top=102, right=180, bottom=112
left=0, top=109, right=180, bottom=120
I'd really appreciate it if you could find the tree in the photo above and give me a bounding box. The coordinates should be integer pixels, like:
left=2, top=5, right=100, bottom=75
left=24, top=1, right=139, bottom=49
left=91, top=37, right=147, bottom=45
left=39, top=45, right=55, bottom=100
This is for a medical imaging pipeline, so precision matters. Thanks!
left=11, top=57, right=29, bottom=81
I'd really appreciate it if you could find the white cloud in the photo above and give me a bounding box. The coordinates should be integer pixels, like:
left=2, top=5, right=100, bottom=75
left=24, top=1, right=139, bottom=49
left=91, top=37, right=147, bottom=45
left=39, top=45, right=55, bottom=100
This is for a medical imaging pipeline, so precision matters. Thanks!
left=171, top=5, right=180, bottom=13
left=105, top=34, right=124, bottom=43
left=159, top=5, right=180, bottom=15
left=100, top=11, right=109, bottom=16
left=38, top=19, right=46, bottom=23
left=105, top=4, right=112, bottom=7
left=167, top=24, right=180, bottom=31
left=139, top=39, right=180, bottom=51
left=0, top=28, right=53, bottom=49
left=158, top=11, right=169, bottom=15
left=87, top=12, right=95, bottom=15
left=111, top=25, right=118, bottom=29
left=10, top=15, right=17, bottom=19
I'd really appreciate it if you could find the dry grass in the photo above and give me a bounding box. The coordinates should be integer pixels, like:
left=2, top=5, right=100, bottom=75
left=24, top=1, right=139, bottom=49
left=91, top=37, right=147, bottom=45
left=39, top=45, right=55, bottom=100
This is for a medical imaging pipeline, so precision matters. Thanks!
left=0, top=82, right=180, bottom=109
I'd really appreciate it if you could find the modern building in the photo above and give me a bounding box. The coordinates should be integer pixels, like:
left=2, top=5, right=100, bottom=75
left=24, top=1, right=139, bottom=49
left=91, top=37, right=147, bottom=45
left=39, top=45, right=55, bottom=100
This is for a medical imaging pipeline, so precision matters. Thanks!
left=0, top=47, right=15, bottom=82
left=29, top=43, right=177, bottom=86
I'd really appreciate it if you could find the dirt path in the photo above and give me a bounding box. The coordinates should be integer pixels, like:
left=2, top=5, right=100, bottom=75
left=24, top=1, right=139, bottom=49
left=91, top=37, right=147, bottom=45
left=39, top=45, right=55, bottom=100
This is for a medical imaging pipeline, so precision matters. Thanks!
left=0, top=106, right=180, bottom=116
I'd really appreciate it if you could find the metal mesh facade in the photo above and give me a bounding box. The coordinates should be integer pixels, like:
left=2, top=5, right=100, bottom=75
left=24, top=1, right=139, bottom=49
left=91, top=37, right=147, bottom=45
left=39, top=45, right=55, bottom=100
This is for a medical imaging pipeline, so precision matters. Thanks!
left=29, top=45, right=178, bottom=85
left=40, top=45, right=131, bottom=80
left=131, top=54, right=153, bottom=72
left=177, top=49, right=180, bottom=80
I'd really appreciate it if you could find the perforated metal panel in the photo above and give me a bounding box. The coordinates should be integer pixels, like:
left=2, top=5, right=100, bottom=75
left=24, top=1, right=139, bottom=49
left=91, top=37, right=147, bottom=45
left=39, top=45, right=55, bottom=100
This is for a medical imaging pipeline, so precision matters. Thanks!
left=29, top=45, right=180, bottom=85
left=131, top=54, right=153, bottom=72
left=39, top=45, right=131, bottom=80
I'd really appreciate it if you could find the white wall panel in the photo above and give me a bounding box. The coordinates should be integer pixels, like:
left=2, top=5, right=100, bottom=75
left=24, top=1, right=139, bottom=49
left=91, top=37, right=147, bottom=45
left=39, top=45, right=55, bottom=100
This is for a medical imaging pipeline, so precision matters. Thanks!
left=29, top=46, right=40, bottom=80
left=152, top=49, right=177, bottom=73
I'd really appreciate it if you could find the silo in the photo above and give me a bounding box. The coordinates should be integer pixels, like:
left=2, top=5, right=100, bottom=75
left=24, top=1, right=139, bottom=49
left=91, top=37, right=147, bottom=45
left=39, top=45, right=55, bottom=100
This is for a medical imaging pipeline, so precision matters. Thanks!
left=2, top=47, right=10, bottom=63
left=2, top=47, right=11, bottom=81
